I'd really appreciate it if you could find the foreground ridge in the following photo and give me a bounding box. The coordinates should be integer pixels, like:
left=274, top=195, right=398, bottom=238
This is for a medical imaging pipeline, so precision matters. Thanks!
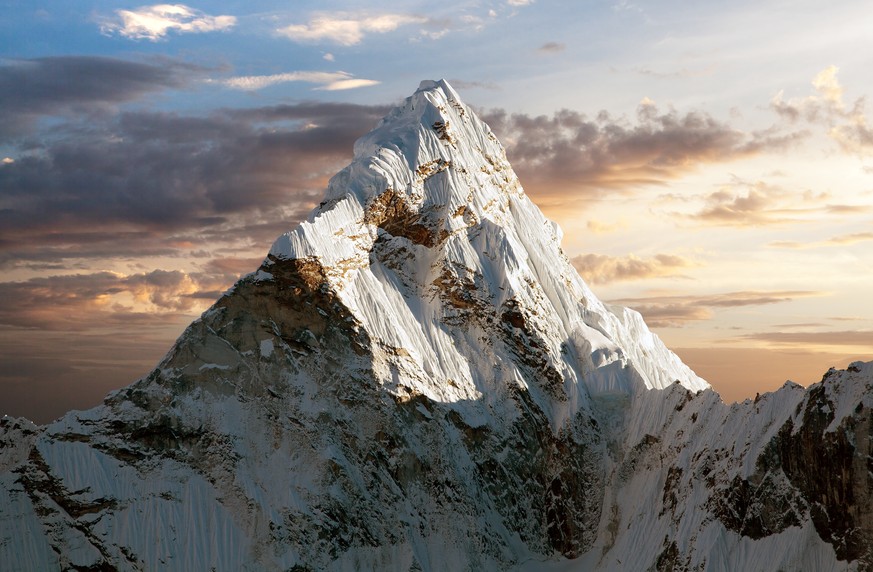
left=1, top=80, right=871, bottom=571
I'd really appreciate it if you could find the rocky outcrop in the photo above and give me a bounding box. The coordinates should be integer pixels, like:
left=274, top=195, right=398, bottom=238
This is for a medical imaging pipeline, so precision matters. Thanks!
left=712, top=368, right=873, bottom=568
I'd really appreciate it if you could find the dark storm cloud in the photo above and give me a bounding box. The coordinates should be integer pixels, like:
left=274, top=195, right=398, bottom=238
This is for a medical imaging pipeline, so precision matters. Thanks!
left=481, top=103, right=806, bottom=201
left=0, top=56, right=205, bottom=137
left=0, top=101, right=389, bottom=267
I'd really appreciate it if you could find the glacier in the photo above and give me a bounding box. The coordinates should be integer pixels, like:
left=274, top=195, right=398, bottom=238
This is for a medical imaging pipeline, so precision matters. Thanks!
left=1, top=79, right=871, bottom=571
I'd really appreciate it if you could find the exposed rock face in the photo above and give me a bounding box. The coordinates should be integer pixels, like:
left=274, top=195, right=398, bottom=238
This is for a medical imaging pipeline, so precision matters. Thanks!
left=1, top=80, right=871, bottom=571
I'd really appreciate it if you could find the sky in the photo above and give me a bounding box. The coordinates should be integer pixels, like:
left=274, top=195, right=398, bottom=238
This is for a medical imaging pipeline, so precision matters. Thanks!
left=2, top=0, right=872, bottom=423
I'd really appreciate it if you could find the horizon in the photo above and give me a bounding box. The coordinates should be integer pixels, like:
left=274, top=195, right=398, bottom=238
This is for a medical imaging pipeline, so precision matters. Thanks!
left=2, top=1, right=872, bottom=423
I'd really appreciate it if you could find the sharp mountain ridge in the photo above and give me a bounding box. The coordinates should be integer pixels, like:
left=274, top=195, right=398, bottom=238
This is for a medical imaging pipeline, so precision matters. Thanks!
left=1, top=80, right=871, bottom=571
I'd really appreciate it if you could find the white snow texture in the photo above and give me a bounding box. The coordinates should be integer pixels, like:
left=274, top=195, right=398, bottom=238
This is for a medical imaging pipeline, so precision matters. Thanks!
left=1, top=80, right=871, bottom=572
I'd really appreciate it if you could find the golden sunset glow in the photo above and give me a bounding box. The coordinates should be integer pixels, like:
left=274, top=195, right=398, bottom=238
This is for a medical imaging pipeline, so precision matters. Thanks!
left=2, top=1, right=872, bottom=422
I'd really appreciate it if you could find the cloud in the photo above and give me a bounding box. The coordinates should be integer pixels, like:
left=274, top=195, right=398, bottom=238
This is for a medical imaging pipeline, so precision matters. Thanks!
left=100, top=3, right=236, bottom=41
left=571, top=253, right=694, bottom=284
left=633, top=65, right=718, bottom=79
left=0, top=98, right=390, bottom=269
left=206, top=256, right=265, bottom=277
left=318, top=78, right=382, bottom=91
left=278, top=12, right=427, bottom=45
left=0, top=270, right=217, bottom=330
left=769, top=230, right=873, bottom=249
left=0, top=56, right=202, bottom=136
left=621, top=303, right=713, bottom=328
left=613, top=0, right=643, bottom=13
left=0, top=252, right=272, bottom=426
left=482, top=102, right=805, bottom=202
left=824, top=231, right=873, bottom=244
left=674, top=177, right=848, bottom=227
left=508, top=0, right=534, bottom=5
left=771, top=66, right=873, bottom=154
left=447, top=79, right=501, bottom=91
left=538, top=42, right=565, bottom=53
left=742, top=330, right=873, bottom=349
left=611, top=290, right=825, bottom=327
left=220, top=71, right=379, bottom=91
left=0, top=256, right=272, bottom=333
left=586, top=220, right=626, bottom=234
left=687, top=180, right=785, bottom=226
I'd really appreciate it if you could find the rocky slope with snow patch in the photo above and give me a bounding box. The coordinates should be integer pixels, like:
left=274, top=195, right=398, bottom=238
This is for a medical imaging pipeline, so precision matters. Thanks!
left=1, top=80, right=871, bottom=571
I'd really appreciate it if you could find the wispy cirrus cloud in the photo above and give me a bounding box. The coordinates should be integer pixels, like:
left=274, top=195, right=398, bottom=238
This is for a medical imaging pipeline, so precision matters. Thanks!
left=611, top=290, right=826, bottom=327
left=278, top=12, right=427, bottom=45
left=769, top=230, right=873, bottom=249
left=99, top=3, right=236, bottom=41
left=571, top=253, right=695, bottom=284
left=219, top=71, right=379, bottom=91
left=537, top=42, right=565, bottom=54
left=741, top=330, right=873, bottom=350
left=446, top=79, right=501, bottom=91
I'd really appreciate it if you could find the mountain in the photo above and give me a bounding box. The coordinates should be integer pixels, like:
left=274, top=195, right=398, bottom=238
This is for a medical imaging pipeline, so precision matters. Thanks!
left=1, top=80, right=871, bottom=571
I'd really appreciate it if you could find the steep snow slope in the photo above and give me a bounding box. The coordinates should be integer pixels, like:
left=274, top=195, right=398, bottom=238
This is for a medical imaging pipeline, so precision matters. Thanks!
left=1, top=80, right=870, bottom=571
left=267, top=79, right=707, bottom=408
left=577, top=360, right=873, bottom=571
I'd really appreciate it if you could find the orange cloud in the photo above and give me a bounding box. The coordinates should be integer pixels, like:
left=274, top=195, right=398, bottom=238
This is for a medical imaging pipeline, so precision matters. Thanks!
left=611, top=290, right=826, bottom=327
left=741, top=330, right=873, bottom=349
left=769, top=230, right=873, bottom=249
left=571, top=253, right=695, bottom=284
left=586, top=220, right=626, bottom=234
left=771, top=65, right=873, bottom=155
left=673, top=176, right=863, bottom=227
left=0, top=270, right=226, bottom=330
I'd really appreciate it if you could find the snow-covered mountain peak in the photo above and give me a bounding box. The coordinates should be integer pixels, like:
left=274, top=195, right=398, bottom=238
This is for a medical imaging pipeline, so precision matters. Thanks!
left=3, top=80, right=873, bottom=572
left=277, top=77, right=521, bottom=256
left=265, top=79, right=708, bottom=417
